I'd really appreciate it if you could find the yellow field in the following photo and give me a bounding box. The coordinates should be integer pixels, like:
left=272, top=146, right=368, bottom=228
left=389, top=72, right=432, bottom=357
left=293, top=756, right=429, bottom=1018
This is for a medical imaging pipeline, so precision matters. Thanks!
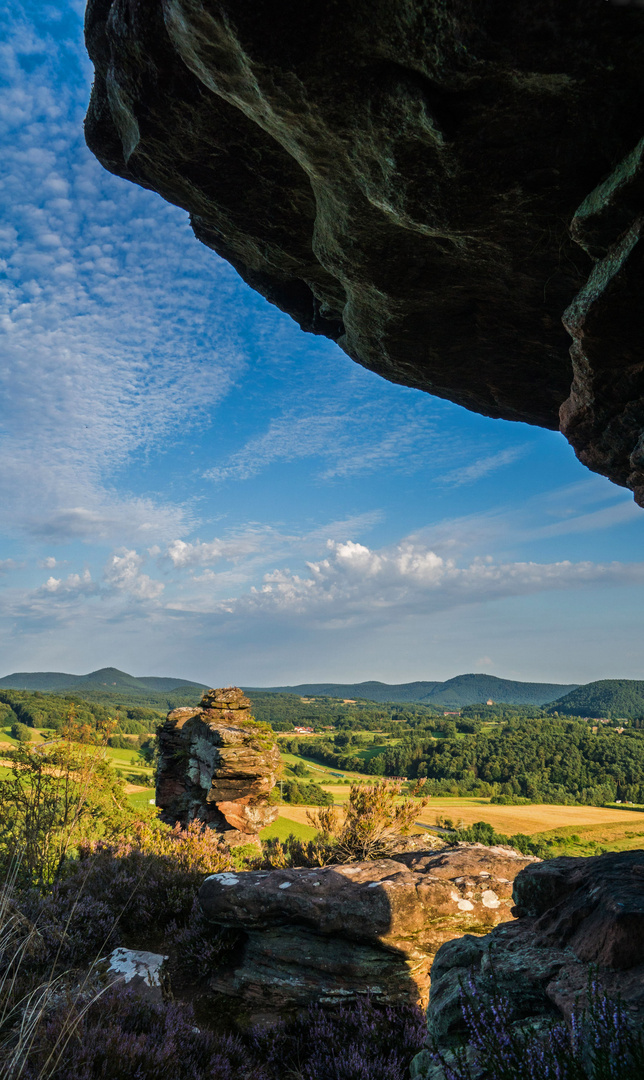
left=415, top=800, right=644, bottom=835
left=276, top=798, right=644, bottom=838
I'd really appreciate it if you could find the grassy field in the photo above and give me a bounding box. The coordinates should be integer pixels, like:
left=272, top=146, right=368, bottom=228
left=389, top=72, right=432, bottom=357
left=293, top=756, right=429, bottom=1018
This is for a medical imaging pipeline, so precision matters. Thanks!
left=126, top=787, right=156, bottom=810
left=280, top=751, right=372, bottom=783
left=104, top=745, right=153, bottom=780
left=260, top=815, right=318, bottom=842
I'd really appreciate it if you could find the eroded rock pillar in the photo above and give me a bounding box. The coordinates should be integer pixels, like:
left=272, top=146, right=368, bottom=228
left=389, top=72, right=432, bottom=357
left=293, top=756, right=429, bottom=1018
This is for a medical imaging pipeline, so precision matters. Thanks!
left=156, top=686, right=280, bottom=844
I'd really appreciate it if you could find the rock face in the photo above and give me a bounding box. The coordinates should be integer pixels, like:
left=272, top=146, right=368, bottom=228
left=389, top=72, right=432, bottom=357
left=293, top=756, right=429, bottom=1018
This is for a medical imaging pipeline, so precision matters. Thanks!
left=107, top=948, right=168, bottom=1004
left=156, top=687, right=280, bottom=842
left=411, top=849, right=644, bottom=1078
left=197, top=844, right=536, bottom=1015
left=84, top=0, right=644, bottom=502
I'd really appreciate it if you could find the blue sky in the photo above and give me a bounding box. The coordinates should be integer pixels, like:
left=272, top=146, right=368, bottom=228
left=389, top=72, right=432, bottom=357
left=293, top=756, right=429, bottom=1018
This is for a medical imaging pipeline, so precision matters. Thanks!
left=1, top=0, right=643, bottom=688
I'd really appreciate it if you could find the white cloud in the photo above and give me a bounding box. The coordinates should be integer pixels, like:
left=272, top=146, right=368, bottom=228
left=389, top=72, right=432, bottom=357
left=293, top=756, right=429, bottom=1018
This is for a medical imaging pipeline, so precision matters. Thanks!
left=167, top=534, right=264, bottom=568
left=440, top=446, right=528, bottom=487
left=217, top=537, right=644, bottom=624
left=203, top=396, right=458, bottom=485
left=0, top=8, right=244, bottom=544
left=39, top=568, right=95, bottom=597
left=103, top=549, right=164, bottom=601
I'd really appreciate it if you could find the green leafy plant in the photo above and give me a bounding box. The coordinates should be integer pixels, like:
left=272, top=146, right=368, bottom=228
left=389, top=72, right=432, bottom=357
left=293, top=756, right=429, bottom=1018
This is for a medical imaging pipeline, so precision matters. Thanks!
left=0, top=715, right=138, bottom=887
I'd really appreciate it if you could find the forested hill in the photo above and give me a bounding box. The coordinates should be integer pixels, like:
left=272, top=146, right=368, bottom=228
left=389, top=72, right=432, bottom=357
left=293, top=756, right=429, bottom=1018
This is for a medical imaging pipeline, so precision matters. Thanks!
left=0, top=667, right=208, bottom=695
left=246, top=673, right=579, bottom=707
left=550, top=679, right=644, bottom=719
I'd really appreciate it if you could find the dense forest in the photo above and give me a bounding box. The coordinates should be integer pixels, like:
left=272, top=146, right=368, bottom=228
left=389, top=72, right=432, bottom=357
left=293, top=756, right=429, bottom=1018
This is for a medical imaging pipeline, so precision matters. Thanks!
left=283, top=717, right=644, bottom=804
left=0, top=689, right=161, bottom=734
left=549, top=679, right=644, bottom=718
left=249, top=691, right=443, bottom=731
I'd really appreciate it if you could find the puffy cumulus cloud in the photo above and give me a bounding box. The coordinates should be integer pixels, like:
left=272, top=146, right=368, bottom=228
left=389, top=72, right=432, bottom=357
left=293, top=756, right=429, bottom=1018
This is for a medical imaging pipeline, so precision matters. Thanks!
left=164, top=513, right=383, bottom=574
left=167, top=535, right=263, bottom=568
left=219, top=538, right=644, bottom=623
left=40, top=568, right=95, bottom=597
left=103, top=549, right=164, bottom=601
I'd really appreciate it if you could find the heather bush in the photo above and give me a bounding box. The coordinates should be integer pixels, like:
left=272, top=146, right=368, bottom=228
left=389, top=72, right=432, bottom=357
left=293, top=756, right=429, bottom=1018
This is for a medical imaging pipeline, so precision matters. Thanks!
left=429, top=976, right=644, bottom=1080
left=249, top=995, right=427, bottom=1080
left=11, top=822, right=235, bottom=975
left=12, top=988, right=425, bottom=1080
left=17, top=989, right=260, bottom=1080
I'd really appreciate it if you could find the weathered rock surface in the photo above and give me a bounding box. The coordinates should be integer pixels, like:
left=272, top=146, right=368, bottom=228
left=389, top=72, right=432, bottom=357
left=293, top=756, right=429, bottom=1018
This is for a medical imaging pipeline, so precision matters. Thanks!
left=156, top=686, right=280, bottom=841
left=411, top=849, right=644, bottom=1079
left=197, top=844, right=536, bottom=1014
left=84, top=1, right=644, bottom=501
left=107, top=948, right=168, bottom=1003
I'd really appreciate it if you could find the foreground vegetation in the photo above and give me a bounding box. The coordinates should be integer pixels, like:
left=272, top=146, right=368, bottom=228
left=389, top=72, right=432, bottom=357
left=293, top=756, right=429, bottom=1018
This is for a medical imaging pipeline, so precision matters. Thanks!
left=0, top=700, right=641, bottom=1080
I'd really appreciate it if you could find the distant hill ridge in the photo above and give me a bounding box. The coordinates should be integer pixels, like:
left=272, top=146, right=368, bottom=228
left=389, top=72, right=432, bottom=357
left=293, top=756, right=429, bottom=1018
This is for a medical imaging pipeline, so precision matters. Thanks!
left=3, top=669, right=643, bottom=714
left=0, top=666, right=209, bottom=694
left=243, top=673, right=580, bottom=707
left=549, top=679, right=644, bottom=719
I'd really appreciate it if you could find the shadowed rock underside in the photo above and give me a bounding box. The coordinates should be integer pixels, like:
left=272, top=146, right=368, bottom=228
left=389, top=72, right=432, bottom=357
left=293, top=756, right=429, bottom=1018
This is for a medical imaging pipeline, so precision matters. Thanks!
left=84, top=0, right=644, bottom=502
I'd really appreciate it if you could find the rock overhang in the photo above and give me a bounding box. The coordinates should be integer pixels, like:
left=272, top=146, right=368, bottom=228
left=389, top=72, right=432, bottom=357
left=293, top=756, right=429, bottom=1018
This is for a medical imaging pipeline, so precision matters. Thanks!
left=84, top=0, right=644, bottom=503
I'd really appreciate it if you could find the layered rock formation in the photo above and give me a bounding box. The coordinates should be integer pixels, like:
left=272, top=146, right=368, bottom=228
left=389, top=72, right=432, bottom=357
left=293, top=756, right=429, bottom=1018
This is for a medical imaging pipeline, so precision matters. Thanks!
left=84, top=0, right=644, bottom=501
left=411, top=849, right=644, bottom=1078
left=156, top=687, right=280, bottom=843
left=197, top=844, right=536, bottom=1017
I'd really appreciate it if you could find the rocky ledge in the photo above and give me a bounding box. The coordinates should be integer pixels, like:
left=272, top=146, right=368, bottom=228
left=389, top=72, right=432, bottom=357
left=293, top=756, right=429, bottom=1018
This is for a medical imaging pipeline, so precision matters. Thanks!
left=84, top=1, right=644, bottom=501
left=197, top=844, right=536, bottom=1018
left=411, top=848, right=644, bottom=1078
left=156, top=686, right=280, bottom=843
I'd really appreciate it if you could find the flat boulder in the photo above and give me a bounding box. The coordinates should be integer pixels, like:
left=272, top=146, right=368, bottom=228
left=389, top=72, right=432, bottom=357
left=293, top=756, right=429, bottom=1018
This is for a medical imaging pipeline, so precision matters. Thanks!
left=198, top=844, right=536, bottom=1013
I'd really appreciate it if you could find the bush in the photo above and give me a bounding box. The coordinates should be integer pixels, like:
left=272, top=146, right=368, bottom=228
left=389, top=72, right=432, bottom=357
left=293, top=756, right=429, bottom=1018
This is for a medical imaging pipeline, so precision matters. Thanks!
left=16, top=989, right=425, bottom=1080
left=308, top=781, right=429, bottom=861
left=12, top=822, right=236, bottom=974
left=0, top=731, right=138, bottom=887
left=428, top=975, right=644, bottom=1080
left=10, top=721, right=31, bottom=742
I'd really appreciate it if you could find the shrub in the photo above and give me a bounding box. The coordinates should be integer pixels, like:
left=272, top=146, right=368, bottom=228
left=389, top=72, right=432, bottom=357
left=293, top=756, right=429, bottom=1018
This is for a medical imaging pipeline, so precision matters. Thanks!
left=12, top=822, right=235, bottom=972
left=428, top=975, right=644, bottom=1080
left=308, top=781, right=429, bottom=861
left=17, top=989, right=259, bottom=1080
left=249, top=995, right=426, bottom=1080
left=0, top=725, right=138, bottom=887
left=10, top=722, right=31, bottom=743
left=14, top=989, right=425, bottom=1080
